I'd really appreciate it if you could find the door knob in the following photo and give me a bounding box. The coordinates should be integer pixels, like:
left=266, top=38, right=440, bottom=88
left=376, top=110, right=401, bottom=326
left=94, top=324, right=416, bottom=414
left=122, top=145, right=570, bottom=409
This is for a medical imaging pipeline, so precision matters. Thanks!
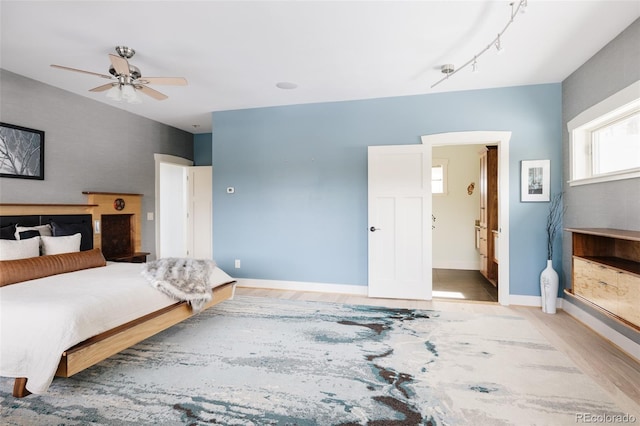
left=370, top=226, right=381, bottom=232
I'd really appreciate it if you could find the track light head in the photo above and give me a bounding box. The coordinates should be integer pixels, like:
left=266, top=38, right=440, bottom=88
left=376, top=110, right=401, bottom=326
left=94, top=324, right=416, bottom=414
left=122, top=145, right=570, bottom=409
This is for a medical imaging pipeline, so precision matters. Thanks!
left=441, top=64, right=455, bottom=75
left=495, top=35, right=504, bottom=54
left=471, top=57, right=479, bottom=73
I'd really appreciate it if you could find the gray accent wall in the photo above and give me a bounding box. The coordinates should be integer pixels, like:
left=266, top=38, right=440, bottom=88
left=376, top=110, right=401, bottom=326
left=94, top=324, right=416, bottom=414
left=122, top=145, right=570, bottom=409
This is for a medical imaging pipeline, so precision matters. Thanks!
left=561, top=18, right=640, bottom=285
left=0, top=69, right=193, bottom=256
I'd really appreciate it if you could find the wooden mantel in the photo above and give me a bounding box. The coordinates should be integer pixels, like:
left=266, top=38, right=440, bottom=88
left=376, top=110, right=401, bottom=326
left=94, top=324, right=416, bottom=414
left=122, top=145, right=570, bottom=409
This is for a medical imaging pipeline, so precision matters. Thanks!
left=82, top=191, right=143, bottom=197
left=0, top=203, right=97, bottom=215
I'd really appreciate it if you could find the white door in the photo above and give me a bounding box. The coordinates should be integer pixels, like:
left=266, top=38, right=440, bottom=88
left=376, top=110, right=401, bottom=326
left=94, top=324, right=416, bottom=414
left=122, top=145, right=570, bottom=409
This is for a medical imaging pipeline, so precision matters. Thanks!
left=159, top=162, right=188, bottom=258
left=187, top=166, right=213, bottom=259
left=156, top=155, right=213, bottom=260
left=368, top=145, right=432, bottom=300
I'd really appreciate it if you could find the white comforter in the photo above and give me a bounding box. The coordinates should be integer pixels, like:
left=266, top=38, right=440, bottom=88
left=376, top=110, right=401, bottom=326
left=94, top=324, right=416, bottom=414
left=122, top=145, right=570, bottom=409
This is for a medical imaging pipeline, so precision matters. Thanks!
left=0, top=262, right=233, bottom=394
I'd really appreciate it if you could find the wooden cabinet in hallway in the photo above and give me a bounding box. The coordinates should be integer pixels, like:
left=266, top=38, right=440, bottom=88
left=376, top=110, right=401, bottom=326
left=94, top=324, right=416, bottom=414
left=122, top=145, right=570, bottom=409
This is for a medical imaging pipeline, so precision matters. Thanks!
left=479, top=146, right=498, bottom=286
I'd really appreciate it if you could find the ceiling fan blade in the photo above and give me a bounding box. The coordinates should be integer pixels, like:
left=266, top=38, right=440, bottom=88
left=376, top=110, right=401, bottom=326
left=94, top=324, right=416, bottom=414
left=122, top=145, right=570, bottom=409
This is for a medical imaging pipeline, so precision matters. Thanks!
left=138, top=77, right=188, bottom=86
left=89, top=83, right=115, bottom=92
left=50, top=64, right=113, bottom=80
left=138, top=85, right=168, bottom=101
left=109, top=54, right=130, bottom=77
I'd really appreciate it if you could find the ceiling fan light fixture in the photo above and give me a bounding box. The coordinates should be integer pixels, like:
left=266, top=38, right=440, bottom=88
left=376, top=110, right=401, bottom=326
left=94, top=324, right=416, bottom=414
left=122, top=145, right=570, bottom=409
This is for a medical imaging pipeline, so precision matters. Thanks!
left=121, top=84, right=142, bottom=104
left=51, top=46, right=185, bottom=104
left=128, top=90, right=143, bottom=104
left=106, top=84, right=122, bottom=101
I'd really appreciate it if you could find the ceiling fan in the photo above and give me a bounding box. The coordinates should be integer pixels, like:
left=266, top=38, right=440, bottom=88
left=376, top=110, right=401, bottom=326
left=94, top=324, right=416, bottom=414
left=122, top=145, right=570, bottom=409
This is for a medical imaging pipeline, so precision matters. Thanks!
left=50, top=46, right=187, bottom=103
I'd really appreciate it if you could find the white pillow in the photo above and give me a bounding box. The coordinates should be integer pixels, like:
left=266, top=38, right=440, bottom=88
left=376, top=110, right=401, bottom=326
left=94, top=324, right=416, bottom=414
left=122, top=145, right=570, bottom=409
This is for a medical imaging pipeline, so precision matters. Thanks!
left=0, top=237, right=41, bottom=260
left=40, top=233, right=81, bottom=255
left=15, top=224, right=52, bottom=239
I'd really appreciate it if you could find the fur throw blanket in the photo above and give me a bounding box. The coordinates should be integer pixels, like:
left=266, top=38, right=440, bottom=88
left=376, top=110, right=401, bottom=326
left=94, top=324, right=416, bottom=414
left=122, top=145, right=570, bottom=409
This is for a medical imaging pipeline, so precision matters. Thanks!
left=141, top=258, right=217, bottom=312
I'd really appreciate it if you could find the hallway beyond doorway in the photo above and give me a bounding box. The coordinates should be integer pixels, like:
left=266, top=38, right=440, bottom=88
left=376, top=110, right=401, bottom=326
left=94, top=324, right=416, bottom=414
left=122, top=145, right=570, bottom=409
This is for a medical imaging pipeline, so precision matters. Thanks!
left=433, top=269, right=498, bottom=302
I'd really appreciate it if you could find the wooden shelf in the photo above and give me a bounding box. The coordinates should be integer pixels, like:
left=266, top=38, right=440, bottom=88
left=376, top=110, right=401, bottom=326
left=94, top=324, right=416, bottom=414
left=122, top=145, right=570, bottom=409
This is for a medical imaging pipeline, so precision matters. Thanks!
left=82, top=191, right=143, bottom=197
left=0, top=203, right=97, bottom=207
left=0, top=204, right=97, bottom=215
left=565, top=227, right=640, bottom=242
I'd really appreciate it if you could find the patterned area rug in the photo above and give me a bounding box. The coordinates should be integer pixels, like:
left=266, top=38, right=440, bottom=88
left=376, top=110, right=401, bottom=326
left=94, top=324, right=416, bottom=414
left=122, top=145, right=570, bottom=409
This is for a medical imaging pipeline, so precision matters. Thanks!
left=1, top=296, right=633, bottom=425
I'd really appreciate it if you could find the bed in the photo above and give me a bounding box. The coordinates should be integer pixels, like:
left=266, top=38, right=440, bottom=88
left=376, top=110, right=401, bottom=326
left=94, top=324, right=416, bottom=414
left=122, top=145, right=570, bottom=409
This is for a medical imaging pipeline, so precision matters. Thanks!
left=0, top=213, right=236, bottom=397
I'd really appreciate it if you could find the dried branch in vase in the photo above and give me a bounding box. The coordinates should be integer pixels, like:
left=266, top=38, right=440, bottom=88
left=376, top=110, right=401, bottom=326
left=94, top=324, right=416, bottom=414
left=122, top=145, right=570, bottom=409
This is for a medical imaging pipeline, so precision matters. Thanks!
left=546, top=192, right=565, bottom=260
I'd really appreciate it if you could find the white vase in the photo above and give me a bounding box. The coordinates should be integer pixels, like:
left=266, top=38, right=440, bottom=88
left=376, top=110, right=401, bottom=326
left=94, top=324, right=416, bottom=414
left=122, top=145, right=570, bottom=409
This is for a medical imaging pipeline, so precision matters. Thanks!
left=540, top=259, right=559, bottom=314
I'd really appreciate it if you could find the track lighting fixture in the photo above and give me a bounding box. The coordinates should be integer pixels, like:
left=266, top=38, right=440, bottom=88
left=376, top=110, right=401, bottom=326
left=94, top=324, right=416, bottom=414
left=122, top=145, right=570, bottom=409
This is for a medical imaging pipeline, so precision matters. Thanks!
left=431, top=0, right=527, bottom=88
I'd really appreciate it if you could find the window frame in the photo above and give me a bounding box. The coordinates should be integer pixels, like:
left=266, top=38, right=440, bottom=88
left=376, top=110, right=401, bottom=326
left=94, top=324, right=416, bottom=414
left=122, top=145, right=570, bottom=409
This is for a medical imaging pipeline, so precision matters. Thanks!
left=432, top=158, right=448, bottom=195
left=568, top=80, right=640, bottom=187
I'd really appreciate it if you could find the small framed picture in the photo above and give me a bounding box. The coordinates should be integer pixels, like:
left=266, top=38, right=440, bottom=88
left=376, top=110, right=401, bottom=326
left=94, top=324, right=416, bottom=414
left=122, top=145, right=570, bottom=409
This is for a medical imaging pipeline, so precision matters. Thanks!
left=0, top=122, right=45, bottom=180
left=521, top=159, right=550, bottom=202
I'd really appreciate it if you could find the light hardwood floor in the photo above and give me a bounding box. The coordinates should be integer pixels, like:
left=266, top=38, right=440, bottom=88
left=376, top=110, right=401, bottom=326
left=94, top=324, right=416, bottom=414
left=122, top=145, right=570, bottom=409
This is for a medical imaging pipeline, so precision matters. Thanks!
left=236, top=286, right=640, bottom=415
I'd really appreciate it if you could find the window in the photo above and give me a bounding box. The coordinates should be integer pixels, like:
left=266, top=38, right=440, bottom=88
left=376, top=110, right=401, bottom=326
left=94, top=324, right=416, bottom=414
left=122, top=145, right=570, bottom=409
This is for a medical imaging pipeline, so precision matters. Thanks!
left=432, top=158, right=448, bottom=194
left=591, top=112, right=639, bottom=175
left=569, top=81, right=640, bottom=186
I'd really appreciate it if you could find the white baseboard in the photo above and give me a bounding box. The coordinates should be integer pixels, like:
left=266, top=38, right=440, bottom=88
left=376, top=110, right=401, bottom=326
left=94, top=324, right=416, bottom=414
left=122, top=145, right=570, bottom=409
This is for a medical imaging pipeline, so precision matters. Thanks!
left=236, top=278, right=369, bottom=296
left=237, top=281, right=570, bottom=309
left=508, top=294, right=564, bottom=309
left=563, top=297, right=640, bottom=362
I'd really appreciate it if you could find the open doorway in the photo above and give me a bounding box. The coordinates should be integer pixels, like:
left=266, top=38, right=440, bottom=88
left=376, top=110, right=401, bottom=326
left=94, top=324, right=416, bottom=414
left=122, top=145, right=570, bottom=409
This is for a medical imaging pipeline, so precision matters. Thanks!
left=431, top=143, right=497, bottom=302
left=421, top=131, right=510, bottom=306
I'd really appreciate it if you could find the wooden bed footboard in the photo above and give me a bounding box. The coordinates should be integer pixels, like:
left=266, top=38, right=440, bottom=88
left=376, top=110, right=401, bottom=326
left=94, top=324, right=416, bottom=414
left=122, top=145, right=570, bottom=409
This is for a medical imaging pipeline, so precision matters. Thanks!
left=12, top=281, right=236, bottom=397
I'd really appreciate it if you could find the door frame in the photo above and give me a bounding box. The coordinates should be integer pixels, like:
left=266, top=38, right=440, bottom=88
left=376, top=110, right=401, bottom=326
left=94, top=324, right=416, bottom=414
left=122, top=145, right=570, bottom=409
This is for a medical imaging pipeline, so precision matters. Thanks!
left=421, top=131, right=511, bottom=305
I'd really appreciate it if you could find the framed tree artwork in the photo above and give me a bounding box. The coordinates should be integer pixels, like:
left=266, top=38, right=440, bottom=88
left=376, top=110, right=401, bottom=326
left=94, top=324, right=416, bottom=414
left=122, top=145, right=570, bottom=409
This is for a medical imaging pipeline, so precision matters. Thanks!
left=521, top=159, right=550, bottom=202
left=0, top=122, right=45, bottom=180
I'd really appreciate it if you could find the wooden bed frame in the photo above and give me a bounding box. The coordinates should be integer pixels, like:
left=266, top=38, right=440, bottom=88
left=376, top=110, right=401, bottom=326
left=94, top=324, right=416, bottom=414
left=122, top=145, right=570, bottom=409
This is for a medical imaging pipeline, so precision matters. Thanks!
left=12, top=281, right=236, bottom=398
left=0, top=204, right=236, bottom=398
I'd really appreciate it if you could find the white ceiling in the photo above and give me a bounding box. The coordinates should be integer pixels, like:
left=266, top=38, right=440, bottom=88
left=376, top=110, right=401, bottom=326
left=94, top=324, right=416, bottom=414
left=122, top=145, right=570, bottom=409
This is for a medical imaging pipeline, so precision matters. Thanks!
left=1, top=1, right=639, bottom=134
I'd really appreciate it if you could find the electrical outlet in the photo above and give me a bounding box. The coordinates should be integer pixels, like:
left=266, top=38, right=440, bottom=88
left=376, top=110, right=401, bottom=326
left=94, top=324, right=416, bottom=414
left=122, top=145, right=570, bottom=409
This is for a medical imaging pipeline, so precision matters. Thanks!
left=234, top=259, right=241, bottom=268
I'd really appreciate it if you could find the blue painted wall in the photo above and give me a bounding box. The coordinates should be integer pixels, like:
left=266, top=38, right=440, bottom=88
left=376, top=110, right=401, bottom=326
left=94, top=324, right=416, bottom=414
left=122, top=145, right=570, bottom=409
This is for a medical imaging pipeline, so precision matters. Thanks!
left=193, top=133, right=213, bottom=166
left=212, top=84, right=563, bottom=296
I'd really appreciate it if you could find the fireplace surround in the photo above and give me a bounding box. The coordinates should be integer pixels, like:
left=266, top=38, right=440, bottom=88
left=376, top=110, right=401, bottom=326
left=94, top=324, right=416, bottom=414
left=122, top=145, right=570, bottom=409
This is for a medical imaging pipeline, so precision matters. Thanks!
left=83, top=192, right=147, bottom=262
